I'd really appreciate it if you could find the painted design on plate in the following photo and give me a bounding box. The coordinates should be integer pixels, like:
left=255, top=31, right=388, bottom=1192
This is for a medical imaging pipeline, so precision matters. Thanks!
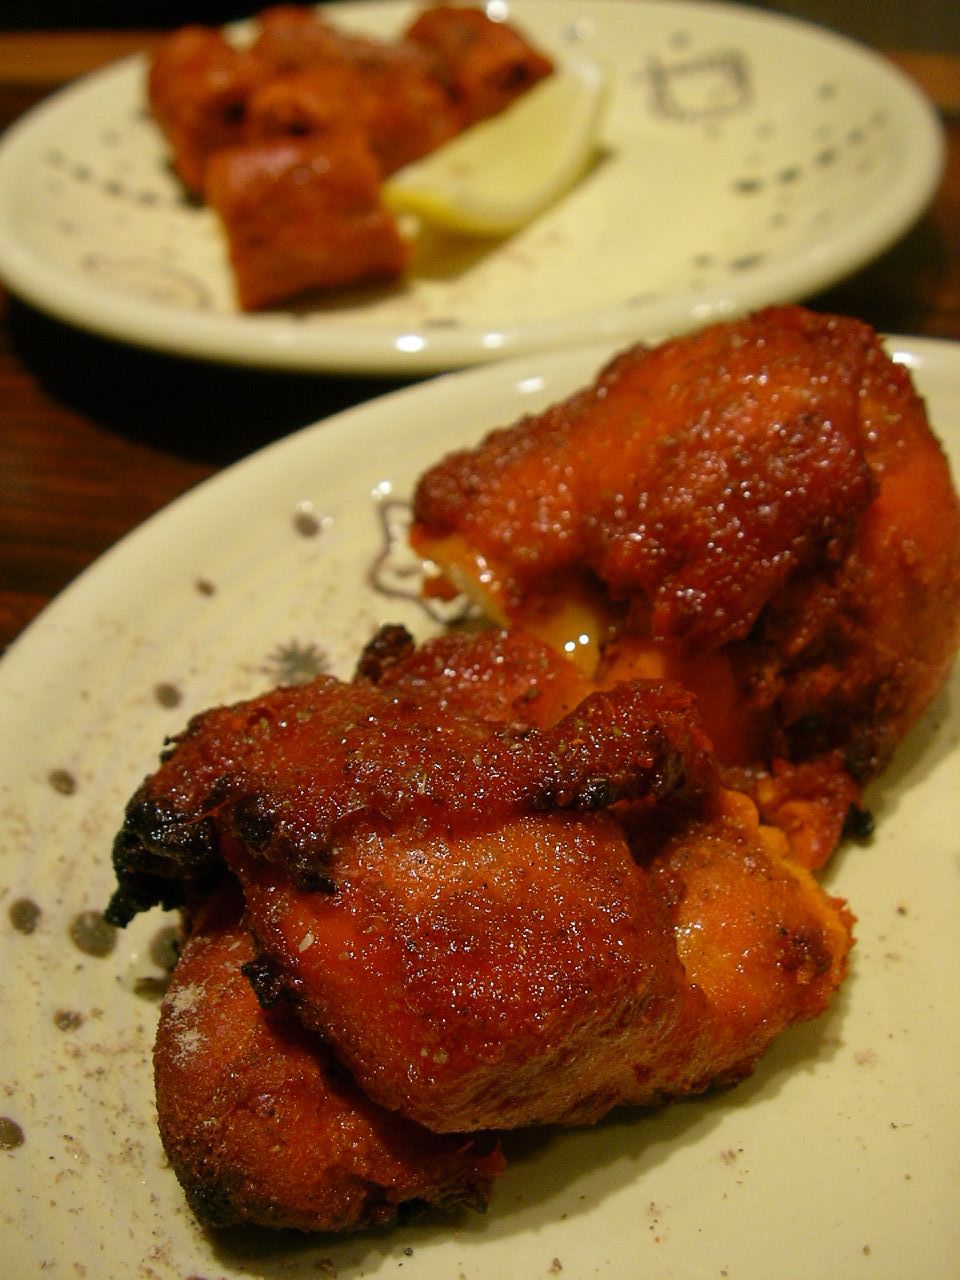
left=264, top=639, right=331, bottom=685
left=69, top=909, right=118, bottom=958
left=80, top=253, right=213, bottom=309
left=54, top=1009, right=85, bottom=1032
left=7, top=898, right=41, bottom=935
left=369, top=495, right=475, bottom=625
left=292, top=501, right=334, bottom=538
left=646, top=47, right=752, bottom=120
left=153, top=681, right=183, bottom=708
left=0, top=1117, right=25, bottom=1150
left=48, top=767, right=77, bottom=795
left=44, top=140, right=175, bottom=210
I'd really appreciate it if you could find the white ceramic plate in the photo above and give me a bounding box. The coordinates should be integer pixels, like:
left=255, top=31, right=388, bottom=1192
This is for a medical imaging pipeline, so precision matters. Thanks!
left=0, top=0, right=945, bottom=374
left=1, top=333, right=958, bottom=1278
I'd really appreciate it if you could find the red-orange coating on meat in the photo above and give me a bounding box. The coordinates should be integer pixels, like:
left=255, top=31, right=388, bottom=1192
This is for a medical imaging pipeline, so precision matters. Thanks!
left=245, top=52, right=460, bottom=176
left=412, top=307, right=960, bottom=788
left=112, top=656, right=716, bottom=900
left=404, top=3, right=554, bottom=124
left=357, top=623, right=595, bottom=726
left=228, top=809, right=692, bottom=1132
left=204, top=133, right=409, bottom=310
left=112, top=628, right=852, bottom=1143
left=147, top=25, right=271, bottom=193
left=154, top=885, right=503, bottom=1231
left=412, top=308, right=877, bottom=644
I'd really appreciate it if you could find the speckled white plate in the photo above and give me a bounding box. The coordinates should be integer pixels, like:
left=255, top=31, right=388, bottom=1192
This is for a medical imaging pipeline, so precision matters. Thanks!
left=0, top=0, right=945, bottom=374
left=1, top=333, right=959, bottom=1278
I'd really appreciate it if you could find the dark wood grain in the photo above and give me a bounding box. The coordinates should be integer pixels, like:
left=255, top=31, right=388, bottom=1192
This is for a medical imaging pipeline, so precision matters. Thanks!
left=1, top=37, right=959, bottom=655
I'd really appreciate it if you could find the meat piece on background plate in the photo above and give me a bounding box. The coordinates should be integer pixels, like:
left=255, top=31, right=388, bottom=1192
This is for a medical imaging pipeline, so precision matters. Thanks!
left=148, top=25, right=272, bottom=194
left=204, top=132, right=409, bottom=309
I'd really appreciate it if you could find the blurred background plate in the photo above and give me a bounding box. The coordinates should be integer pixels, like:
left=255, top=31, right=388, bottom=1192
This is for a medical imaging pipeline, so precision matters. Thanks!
left=0, top=0, right=945, bottom=373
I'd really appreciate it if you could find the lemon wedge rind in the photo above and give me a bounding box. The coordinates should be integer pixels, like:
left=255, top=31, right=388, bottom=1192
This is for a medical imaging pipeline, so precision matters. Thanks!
left=383, top=57, right=607, bottom=238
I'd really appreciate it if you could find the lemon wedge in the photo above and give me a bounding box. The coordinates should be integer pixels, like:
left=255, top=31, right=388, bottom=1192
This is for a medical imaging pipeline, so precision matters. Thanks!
left=383, top=58, right=607, bottom=237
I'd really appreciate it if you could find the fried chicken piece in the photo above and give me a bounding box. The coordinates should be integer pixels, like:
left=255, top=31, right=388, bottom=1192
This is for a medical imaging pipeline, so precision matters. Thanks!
left=148, top=25, right=272, bottom=194
left=155, top=883, right=503, bottom=1231
left=250, top=2, right=553, bottom=136
left=404, top=4, right=554, bottom=125
left=107, top=631, right=716, bottom=922
left=245, top=58, right=460, bottom=176
left=149, top=9, right=454, bottom=198
left=746, top=753, right=870, bottom=869
left=411, top=306, right=960, bottom=854
left=203, top=133, right=408, bottom=310
left=228, top=805, right=693, bottom=1132
left=249, top=4, right=374, bottom=73
left=637, top=787, right=852, bottom=1093
left=353, top=621, right=595, bottom=725
left=229, top=792, right=849, bottom=1131
left=111, top=627, right=851, bottom=1137
left=244, top=64, right=360, bottom=142
left=246, top=9, right=462, bottom=175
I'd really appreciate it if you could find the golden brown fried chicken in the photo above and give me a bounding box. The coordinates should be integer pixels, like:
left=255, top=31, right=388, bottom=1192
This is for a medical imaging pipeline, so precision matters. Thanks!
left=403, top=3, right=554, bottom=125
left=249, top=2, right=552, bottom=138
left=203, top=132, right=409, bottom=311
left=244, top=59, right=460, bottom=177
left=155, top=883, right=504, bottom=1231
left=111, top=627, right=851, bottom=1143
left=228, top=812, right=690, bottom=1132
left=149, top=7, right=454, bottom=194
left=250, top=4, right=382, bottom=74
left=107, top=629, right=716, bottom=925
left=411, top=306, right=960, bottom=860
left=353, top=621, right=594, bottom=725
left=245, top=9, right=463, bottom=176
left=147, top=25, right=272, bottom=194
left=637, top=786, right=852, bottom=1093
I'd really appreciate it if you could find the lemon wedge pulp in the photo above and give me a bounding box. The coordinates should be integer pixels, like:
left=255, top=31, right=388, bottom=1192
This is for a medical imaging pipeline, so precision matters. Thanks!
left=383, top=57, right=607, bottom=237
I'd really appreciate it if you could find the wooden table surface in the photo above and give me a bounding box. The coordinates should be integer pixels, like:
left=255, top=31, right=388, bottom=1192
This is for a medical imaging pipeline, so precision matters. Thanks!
left=1, top=31, right=959, bottom=656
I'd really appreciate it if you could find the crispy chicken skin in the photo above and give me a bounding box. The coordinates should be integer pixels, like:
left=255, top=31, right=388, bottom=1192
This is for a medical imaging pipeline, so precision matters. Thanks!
left=107, top=630, right=717, bottom=922
left=228, top=812, right=692, bottom=1131
left=245, top=11, right=463, bottom=175
left=111, top=627, right=851, bottom=1143
left=229, top=789, right=849, bottom=1131
left=250, top=4, right=396, bottom=74
left=355, top=622, right=595, bottom=725
left=638, top=787, right=852, bottom=1092
left=411, top=306, right=960, bottom=857
left=155, top=883, right=504, bottom=1231
left=149, top=3, right=548, bottom=188
left=250, top=1, right=553, bottom=128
